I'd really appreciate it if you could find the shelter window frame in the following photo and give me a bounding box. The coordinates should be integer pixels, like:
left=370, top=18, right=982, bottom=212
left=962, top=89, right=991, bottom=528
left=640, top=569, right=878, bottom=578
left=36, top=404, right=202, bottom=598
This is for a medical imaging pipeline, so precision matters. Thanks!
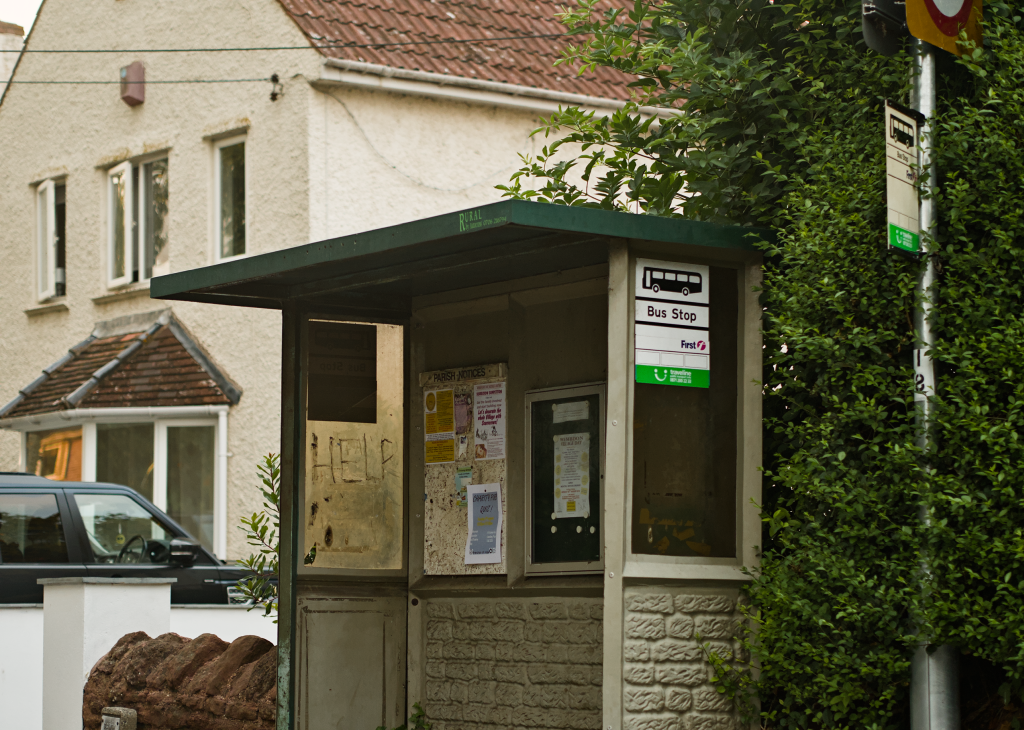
left=213, top=135, right=246, bottom=262
left=623, top=251, right=760, bottom=580
left=106, top=154, right=170, bottom=288
left=35, top=177, right=66, bottom=302
left=524, top=382, right=606, bottom=576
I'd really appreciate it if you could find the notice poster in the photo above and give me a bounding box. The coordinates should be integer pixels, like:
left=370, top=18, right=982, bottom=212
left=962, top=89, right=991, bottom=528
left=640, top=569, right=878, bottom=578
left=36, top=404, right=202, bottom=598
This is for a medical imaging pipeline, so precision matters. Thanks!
left=454, top=466, right=472, bottom=508
left=553, top=433, right=591, bottom=518
left=473, top=382, right=506, bottom=460
left=424, top=388, right=455, bottom=463
left=465, top=483, right=502, bottom=564
left=552, top=400, right=589, bottom=424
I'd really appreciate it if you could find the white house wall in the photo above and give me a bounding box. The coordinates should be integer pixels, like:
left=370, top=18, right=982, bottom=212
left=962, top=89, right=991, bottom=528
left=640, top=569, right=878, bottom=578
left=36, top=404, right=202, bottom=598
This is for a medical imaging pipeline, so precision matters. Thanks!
left=0, top=0, right=581, bottom=560
left=307, top=84, right=545, bottom=240
left=0, top=0, right=318, bottom=561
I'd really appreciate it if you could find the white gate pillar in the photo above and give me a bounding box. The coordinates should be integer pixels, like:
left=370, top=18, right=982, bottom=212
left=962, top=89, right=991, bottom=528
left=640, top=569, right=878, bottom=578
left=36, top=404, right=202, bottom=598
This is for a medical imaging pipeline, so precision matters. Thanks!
left=39, top=578, right=175, bottom=730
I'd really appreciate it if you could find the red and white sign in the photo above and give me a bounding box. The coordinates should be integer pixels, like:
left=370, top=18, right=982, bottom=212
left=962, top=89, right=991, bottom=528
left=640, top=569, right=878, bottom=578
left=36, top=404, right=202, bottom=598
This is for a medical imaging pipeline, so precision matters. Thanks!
left=907, top=0, right=982, bottom=55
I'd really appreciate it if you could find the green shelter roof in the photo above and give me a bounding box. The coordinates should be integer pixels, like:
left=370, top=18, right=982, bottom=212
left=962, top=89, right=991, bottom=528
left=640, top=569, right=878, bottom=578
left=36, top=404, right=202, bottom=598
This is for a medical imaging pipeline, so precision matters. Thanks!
left=152, top=200, right=765, bottom=316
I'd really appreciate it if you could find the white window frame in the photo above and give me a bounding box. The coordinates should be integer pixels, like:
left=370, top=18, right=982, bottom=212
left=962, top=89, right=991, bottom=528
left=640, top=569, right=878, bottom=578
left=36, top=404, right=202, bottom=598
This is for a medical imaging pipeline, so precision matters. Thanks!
left=213, top=134, right=247, bottom=263
left=154, top=418, right=224, bottom=557
left=106, top=155, right=171, bottom=288
left=107, top=161, right=134, bottom=288
left=36, top=179, right=58, bottom=301
left=18, top=408, right=229, bottom=559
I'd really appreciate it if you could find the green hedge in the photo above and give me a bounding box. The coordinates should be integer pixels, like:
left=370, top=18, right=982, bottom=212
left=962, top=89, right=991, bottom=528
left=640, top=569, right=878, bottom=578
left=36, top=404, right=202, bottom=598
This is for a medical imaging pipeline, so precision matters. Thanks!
left=501, top=0, right=1024, bottom=725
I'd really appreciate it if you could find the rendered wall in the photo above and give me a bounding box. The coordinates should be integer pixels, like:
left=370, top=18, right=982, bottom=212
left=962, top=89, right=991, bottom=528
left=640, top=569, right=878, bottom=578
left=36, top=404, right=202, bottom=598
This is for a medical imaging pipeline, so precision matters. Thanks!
left=0, top=0, right=318, bottom=560
left=423, top=598, right=603, bottom=730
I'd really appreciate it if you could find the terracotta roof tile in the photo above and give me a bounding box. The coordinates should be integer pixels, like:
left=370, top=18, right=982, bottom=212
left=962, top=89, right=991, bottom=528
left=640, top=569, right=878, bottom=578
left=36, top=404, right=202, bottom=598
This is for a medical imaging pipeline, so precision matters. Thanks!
left=276, top=0, right=634, bottom=100
left=3, top=325, right=233, bottom=418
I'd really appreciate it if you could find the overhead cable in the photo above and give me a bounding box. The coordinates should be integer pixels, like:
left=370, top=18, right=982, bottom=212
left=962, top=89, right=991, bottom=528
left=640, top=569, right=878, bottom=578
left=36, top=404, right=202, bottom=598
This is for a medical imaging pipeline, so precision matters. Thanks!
left=7, top=78, right=272, bottom=84
left=17, top=33, right=568, bottom=54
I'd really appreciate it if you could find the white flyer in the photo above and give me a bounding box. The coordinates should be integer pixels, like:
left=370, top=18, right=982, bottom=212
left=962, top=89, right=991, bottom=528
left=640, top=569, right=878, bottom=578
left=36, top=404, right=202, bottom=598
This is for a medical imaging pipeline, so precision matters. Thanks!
left=552, top=400, right=589, bottom=424
left=465, top=483, right=502, bottom=564
left=553, top=432, right=590, bottom=518
left=473, top=382, right=506, bottom=460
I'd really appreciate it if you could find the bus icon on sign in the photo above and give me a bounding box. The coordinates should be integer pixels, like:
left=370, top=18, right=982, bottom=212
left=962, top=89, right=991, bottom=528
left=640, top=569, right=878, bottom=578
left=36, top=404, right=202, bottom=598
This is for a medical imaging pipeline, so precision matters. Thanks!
left=642, top=267, right=703, bottom=296
left=890, top=115, right=915, bottom=148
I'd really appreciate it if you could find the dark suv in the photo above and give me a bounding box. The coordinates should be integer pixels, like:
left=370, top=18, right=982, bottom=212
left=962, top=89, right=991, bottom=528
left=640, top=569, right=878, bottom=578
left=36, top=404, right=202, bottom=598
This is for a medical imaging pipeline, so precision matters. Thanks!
left=0, top=472, right=247, bottom=604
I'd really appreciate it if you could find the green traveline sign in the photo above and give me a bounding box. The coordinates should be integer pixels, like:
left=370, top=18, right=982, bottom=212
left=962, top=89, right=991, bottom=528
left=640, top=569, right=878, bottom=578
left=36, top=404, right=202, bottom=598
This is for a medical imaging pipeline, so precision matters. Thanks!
left=889, top=223, right=920, bottom=253
left=635, top=365, right=710, bottom=388
left=634, top=258, right=710, bottom=389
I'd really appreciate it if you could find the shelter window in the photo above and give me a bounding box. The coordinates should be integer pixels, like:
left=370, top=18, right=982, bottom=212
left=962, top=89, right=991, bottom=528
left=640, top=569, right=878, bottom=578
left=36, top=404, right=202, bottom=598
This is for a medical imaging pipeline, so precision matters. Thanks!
left=215, top=136, right=246, bottom=260
left=107, top=156, right=170, bottom=287
left=35, top=178, right=66, bottom=301
left=0, top=493, right=68, bottom=563
left=631, top=266, right=738, bottom=559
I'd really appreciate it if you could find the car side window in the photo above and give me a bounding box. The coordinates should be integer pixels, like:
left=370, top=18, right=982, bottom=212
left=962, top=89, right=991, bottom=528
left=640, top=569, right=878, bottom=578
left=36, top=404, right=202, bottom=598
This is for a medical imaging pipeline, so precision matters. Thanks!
left=72, top=493, right=172, bottom=564
left=0, top=493, right=69, bottom=563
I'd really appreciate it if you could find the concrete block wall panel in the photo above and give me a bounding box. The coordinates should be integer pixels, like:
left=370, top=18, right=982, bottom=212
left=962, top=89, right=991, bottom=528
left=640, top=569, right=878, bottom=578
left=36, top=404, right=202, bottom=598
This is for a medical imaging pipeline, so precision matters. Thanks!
left=423, top=597, right=604, bottom=730
left=622, top=587, right=747, bottom=730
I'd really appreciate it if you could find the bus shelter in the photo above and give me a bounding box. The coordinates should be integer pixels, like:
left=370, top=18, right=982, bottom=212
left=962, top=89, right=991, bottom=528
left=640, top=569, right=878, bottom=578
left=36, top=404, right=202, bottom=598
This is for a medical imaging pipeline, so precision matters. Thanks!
left=152, top=200, right=765, bottom=730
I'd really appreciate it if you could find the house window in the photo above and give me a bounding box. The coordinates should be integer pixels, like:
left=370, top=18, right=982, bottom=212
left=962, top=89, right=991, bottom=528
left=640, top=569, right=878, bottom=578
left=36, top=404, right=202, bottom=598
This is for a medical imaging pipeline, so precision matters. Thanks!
left=96, top=423, right=155, bottom=499
left=21, top=415, right=224, bottom=557
left=166, top=425, right=215, bottom=551
left=35, top=179, right=66, bottom=300
left=26, top=427, right=82, bottom=480
left=215, top=137, right=245, bottom=260
left=107, top=156, right=169, bottom=287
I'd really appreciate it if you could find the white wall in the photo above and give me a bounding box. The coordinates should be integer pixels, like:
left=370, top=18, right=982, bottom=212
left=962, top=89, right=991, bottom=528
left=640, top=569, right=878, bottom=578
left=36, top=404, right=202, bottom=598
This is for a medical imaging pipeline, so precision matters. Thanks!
left=169, top=604, right=277, bottom=643
left=0, top=603, right=277, bottom=730
left=0, top=605, right=43, bottom=730
left=307, top=84, right=544, bottom=241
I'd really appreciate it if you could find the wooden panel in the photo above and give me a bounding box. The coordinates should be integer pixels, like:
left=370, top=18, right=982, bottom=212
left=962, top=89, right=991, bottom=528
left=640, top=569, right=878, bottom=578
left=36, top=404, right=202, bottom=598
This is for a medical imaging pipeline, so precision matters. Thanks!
left=297, top=594, right=406, bottom=730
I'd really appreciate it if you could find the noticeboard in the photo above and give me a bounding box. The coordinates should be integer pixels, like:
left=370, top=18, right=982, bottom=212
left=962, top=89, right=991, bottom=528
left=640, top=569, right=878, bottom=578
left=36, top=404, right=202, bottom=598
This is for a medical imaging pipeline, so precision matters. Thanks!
left=526, top=384, right=605, bottom=572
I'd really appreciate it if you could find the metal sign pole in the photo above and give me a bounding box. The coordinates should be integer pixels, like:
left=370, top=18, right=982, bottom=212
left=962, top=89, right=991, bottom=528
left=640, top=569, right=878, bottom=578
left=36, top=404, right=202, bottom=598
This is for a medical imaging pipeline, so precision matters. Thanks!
left=909, top=39, right=960, bottom=730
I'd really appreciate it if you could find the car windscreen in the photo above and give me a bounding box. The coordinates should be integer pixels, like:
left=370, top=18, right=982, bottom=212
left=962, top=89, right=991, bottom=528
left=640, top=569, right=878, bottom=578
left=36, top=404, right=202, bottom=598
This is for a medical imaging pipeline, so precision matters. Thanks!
left=72, top=493, right=173, bottom=564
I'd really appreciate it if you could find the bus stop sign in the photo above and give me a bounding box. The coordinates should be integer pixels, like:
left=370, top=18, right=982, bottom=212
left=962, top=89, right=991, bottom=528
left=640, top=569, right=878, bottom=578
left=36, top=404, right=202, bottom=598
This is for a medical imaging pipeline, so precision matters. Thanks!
left=634, top=259, right=711, bottom=388
left=886, top=100, right=925, bottom=255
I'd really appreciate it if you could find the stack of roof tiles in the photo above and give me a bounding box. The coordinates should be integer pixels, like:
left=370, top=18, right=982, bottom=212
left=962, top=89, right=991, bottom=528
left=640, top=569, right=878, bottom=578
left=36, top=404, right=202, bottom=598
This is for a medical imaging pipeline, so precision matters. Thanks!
left=277, top=0, right=634, bottom=100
